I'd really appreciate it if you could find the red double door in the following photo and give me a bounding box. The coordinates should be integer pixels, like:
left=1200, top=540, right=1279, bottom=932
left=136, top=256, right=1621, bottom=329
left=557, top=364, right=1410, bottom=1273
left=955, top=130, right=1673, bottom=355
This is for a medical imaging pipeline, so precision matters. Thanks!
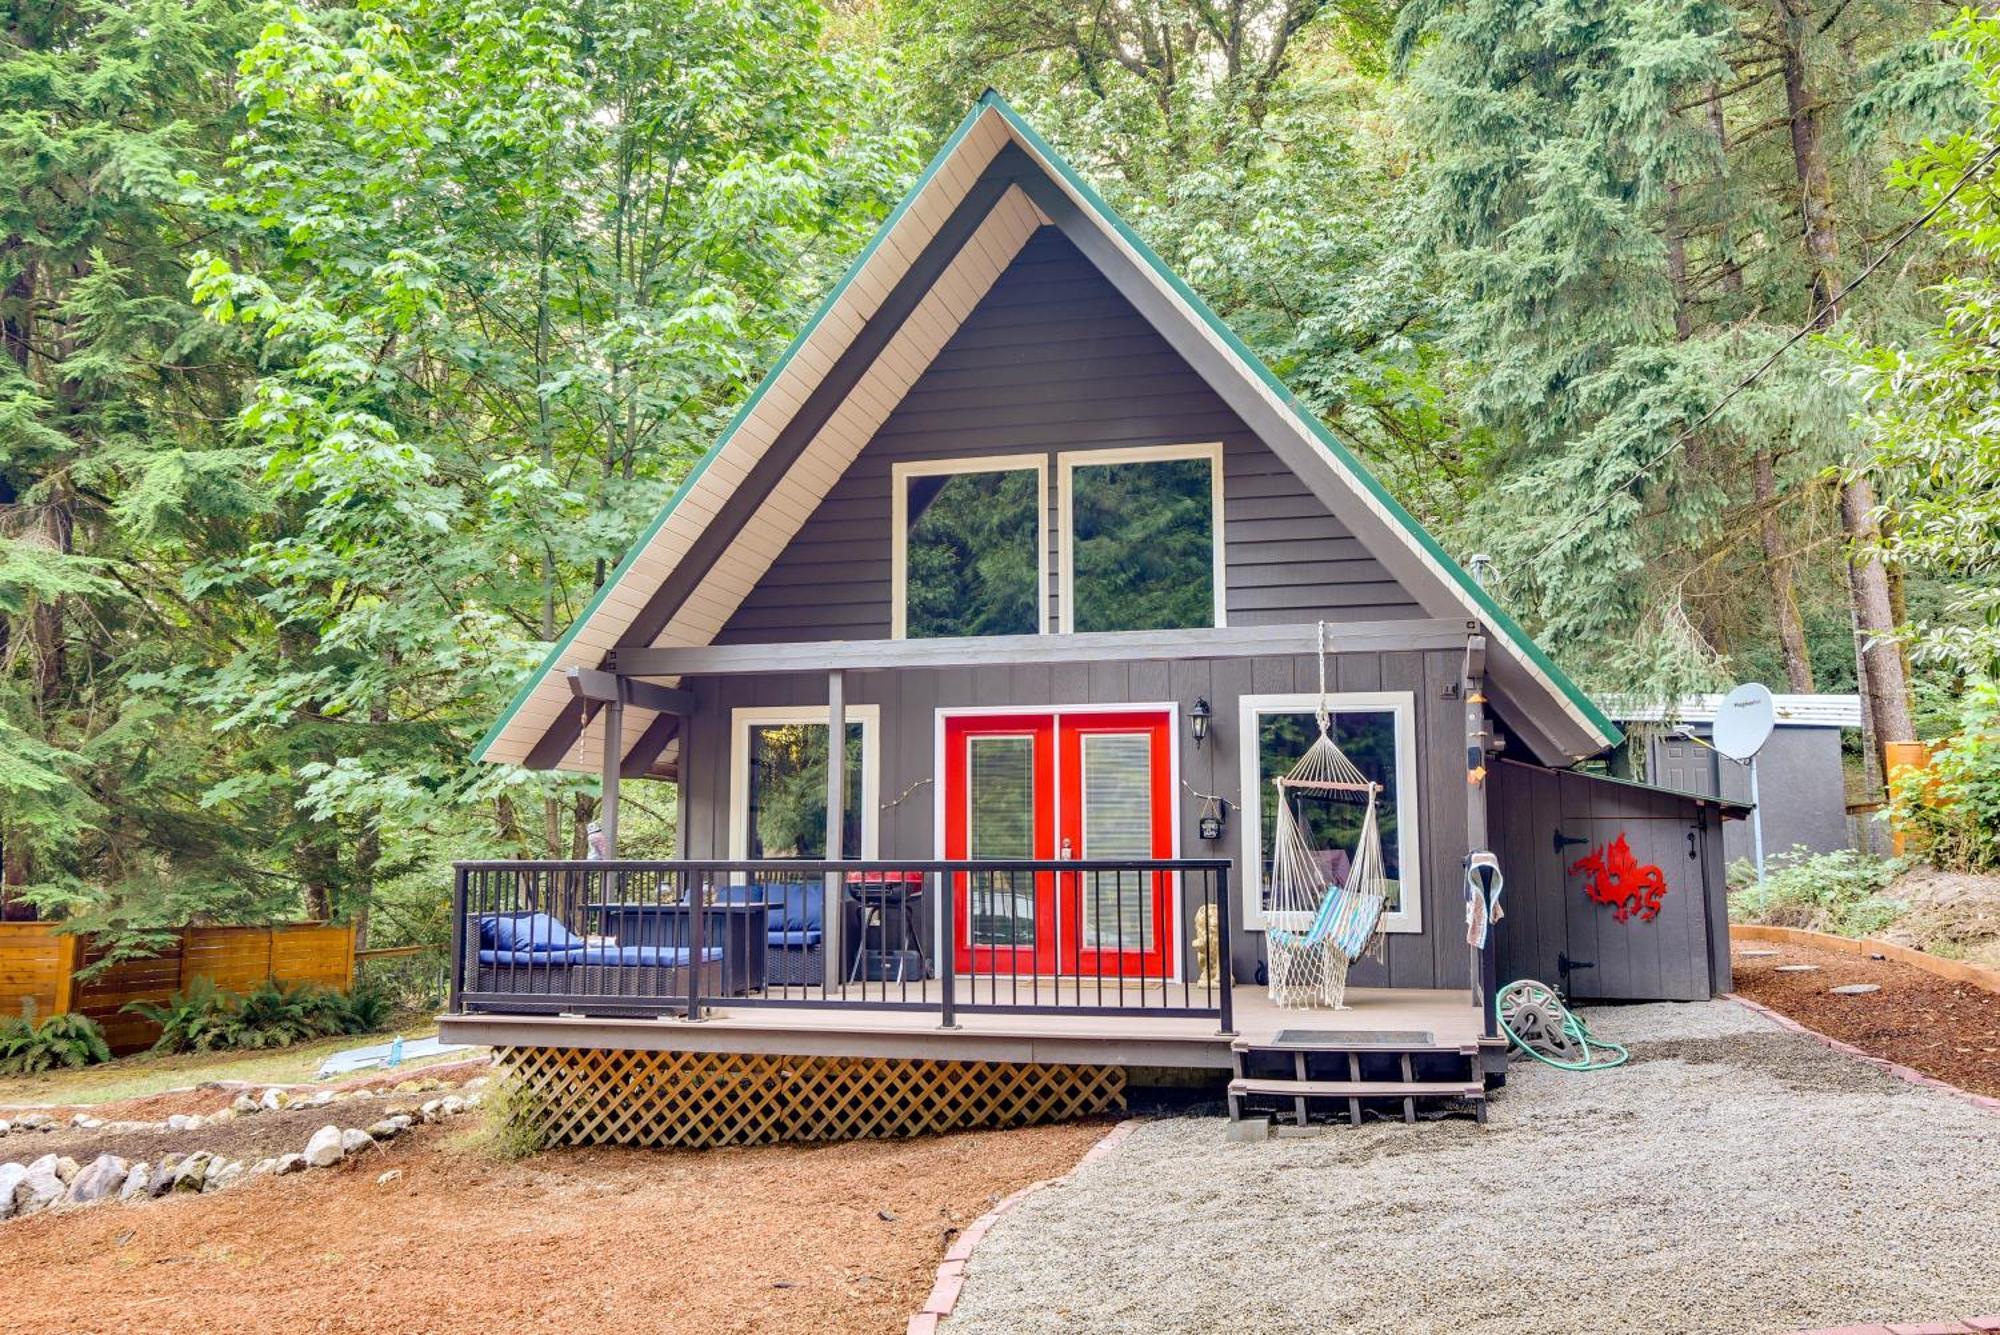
left=942, top=709, right=1175, bottom=978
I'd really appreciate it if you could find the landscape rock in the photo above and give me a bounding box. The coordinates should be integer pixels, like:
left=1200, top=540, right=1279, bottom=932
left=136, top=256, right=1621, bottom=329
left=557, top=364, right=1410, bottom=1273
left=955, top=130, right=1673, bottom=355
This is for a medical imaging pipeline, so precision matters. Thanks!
left=117, top=1163, right=152, bottom=1203
left=171, top=1151, right=213, bottom=1193
left=441, top=1095, right=468, bottom=1116
left=15, top=1161, right=66, bottom=1216
left=273, top=1153, right=306, bottom=1176
left=366, top=1119, right=405, bottom=1142
left=250, top=1158, right=278, bottom=1176
left=260, top=1088, right=290, bottom=1111
left=0, top=1161, right=28, bottom=1219
left=302, top=1126, right=345, bottom=1168
left=71, top=1113, right=103, bottom=1130
left=15, top=1113, right=52, bottom=1130
left=339, top=1128, right=376, bottom=1157
left=63, top=1154, right=131, bottom=1207
left=231, top=1093, right=259, bottom=1115
left=204, top=1161, right=245, bottom=1192
left=165, top=1114, right=201, bottom=1132
left=53, top=1156, right=79, bottom=1185
left=418, top=1099, right=444, bottom=1123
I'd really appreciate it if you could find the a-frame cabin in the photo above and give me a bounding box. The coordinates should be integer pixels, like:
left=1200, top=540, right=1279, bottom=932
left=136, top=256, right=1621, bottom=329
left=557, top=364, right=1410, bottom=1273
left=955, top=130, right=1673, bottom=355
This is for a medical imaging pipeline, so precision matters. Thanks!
left=443, top=94, right=1739, bottom=1144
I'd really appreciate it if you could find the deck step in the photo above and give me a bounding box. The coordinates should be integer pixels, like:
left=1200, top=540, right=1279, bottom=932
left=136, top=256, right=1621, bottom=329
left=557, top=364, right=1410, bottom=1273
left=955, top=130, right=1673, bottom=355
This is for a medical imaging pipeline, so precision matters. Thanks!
left=1228, top=1078, right=1483, bottom=1099
left=1230, top=1036, right=1478, bottom=1056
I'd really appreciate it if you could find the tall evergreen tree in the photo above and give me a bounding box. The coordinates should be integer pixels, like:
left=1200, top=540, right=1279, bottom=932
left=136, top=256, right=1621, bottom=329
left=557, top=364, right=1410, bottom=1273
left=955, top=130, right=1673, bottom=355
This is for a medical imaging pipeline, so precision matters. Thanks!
left=1395, top=0, right=1973, bottom=740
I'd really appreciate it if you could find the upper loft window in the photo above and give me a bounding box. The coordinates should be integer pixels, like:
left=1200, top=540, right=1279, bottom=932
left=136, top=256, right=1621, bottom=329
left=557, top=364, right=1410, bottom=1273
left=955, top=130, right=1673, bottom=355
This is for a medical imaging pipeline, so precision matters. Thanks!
left=1060, top=444, right=1224, bottom=633
left=892, top=456, right=1048, bottom=639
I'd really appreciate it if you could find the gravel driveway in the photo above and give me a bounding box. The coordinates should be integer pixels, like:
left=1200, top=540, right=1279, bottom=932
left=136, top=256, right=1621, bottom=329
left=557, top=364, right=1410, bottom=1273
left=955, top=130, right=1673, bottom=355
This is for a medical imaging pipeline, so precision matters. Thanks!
left=944, top=1001, right=2000, bottom=1334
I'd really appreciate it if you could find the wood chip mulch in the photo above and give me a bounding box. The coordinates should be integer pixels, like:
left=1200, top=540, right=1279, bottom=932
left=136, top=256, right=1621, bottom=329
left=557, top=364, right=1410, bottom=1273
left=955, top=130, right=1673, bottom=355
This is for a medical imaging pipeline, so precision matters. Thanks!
left=1731, top=939, right=2000, bottom=1099
left=2, top=1117, right=1115, bottom=1335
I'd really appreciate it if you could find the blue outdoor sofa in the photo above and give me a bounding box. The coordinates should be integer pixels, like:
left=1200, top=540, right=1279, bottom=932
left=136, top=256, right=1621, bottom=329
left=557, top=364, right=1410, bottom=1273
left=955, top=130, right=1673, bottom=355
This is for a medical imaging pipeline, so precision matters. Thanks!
left=471, top=911, right=724, bottom=1000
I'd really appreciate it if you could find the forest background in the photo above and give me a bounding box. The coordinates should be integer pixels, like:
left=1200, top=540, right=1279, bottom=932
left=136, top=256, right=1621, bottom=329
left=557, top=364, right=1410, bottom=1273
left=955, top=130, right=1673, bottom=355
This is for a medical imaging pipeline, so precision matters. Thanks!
left=6, top=0, right=2000, bottom=958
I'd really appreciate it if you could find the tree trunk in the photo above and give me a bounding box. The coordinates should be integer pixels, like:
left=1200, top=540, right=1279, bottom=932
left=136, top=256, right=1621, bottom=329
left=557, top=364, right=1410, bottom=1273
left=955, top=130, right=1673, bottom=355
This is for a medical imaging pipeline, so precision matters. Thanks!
left=1842, top=474, right=1916, bottom=743
left=1755, top=451, right=1814, bottom=691
left=1771, top=0, right=1913, bottom=749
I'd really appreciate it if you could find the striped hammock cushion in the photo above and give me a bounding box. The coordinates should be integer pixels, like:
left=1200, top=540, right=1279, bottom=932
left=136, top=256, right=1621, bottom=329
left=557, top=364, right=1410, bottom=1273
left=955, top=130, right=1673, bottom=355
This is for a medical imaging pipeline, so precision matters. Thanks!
left=1320, top=886, right=1386, bottom=961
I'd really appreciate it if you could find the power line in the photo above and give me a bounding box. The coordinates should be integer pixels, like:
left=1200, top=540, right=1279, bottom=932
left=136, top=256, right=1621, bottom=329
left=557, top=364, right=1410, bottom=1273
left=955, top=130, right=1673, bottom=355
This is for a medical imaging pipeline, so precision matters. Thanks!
left=1531, top=138, right=2000, bottom=566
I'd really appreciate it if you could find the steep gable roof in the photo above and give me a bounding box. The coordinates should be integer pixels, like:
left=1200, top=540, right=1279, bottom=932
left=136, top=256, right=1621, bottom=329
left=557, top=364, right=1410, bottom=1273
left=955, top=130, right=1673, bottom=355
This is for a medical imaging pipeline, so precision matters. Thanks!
left=474, top=92, right=1620, bottom=773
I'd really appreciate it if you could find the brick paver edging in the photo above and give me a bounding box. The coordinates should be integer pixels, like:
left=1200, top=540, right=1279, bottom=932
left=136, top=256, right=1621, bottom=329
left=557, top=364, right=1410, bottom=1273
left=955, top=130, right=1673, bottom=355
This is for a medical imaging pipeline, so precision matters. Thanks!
left=907, top=1118, right=1141, bottom=1334
left=1724, top=992, right=2000, bottom=1117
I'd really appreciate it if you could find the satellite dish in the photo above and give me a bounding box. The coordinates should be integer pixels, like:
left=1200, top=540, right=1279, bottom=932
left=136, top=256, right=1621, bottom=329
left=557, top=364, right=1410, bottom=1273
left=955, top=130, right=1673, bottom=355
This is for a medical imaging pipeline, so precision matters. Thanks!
left=1712, top=683, right=1776, bottom=762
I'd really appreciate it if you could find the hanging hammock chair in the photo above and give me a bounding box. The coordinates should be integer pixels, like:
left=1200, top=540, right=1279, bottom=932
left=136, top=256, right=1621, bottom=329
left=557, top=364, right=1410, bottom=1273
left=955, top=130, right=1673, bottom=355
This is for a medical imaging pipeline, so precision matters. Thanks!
left=1265, top=622, right=1391, bottom=1010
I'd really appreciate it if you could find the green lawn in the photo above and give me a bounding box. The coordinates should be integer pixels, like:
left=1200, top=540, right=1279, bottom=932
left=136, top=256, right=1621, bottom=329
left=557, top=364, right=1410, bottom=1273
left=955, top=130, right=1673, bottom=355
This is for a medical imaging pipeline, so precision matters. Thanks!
left=0, top=1026, right=476, bottom=1109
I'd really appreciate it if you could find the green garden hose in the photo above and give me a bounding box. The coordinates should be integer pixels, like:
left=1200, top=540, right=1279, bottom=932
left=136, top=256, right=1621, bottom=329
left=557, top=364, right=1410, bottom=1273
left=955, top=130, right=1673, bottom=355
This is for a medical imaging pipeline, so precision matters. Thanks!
left=1496, top=979, right=1629, bottom=1071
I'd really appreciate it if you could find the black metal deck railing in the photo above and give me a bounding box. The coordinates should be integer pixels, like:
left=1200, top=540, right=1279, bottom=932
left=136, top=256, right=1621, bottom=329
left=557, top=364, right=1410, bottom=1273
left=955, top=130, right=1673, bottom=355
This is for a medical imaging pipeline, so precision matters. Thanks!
left=449, top=857, right=1232, bottom=1032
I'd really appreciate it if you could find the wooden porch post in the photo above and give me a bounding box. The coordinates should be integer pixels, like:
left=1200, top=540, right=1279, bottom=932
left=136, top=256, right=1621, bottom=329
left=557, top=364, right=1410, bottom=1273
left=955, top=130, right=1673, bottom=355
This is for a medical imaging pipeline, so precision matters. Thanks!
left=600, top=694, right=624, bottom=859
left=1464, top=636, right=1498, bottom=1037
left=823, top=669, right=846, bottom=991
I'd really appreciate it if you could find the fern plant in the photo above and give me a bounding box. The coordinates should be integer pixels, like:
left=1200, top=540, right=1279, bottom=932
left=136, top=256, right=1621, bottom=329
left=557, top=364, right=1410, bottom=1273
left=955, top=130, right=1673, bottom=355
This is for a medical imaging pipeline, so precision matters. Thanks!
left=0, top=1000, right=112, bottom=1074
left=127, top=977, right=397, bottom=1053
left=217, top=979, right=320, bottom=1049
left=125, top=976, right=234, bottom=1053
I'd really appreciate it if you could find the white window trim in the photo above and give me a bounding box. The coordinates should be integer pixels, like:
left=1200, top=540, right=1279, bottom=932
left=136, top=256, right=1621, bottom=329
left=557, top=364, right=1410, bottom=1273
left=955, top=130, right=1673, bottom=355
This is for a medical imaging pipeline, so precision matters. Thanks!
left=1056, top=442, right=1226, bottom=635
left=1236, top=691, right=1422, bottom=935
left=891, top=453, right=1050, bottom=640
left=728, top=704, right=882, bottom=860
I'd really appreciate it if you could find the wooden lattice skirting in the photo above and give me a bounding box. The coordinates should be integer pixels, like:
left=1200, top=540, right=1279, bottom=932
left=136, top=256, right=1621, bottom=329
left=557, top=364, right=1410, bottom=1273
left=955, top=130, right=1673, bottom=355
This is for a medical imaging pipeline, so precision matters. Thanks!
left=496, top=1046, right=1127, bottom=1148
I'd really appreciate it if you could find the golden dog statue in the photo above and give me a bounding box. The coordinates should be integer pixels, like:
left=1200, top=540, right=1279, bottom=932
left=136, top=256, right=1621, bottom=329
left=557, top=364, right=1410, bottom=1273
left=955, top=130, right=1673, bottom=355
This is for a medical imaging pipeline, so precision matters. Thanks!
left=1193, top=901, right=1222, bottom=988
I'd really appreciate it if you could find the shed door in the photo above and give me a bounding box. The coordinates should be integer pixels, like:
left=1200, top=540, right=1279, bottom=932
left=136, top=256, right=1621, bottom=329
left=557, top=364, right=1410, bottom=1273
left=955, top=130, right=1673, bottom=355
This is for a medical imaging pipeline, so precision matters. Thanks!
left=1555, top=779, right=1713, bottom=1002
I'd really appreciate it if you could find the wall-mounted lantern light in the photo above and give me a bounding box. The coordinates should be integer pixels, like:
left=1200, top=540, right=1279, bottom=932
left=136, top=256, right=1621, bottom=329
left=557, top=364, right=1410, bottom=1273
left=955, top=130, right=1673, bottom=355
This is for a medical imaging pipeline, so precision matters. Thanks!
left=1189, top=696, right=1212, bottom=748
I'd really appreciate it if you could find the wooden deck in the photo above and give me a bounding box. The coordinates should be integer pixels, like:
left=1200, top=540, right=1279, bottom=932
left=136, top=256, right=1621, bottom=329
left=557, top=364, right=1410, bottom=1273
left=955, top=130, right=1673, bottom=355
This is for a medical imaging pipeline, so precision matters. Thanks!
left=438, top=984, right=1486, bottom=1071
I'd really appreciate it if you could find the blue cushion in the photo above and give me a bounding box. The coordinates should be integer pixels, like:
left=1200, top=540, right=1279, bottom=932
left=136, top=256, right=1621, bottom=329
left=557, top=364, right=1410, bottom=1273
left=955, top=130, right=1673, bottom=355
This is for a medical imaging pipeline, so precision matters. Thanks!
left=770, top=883, right=822, bottom=932
left=476, top=947, right=584, bottom=966
left=482, top=912, right=583, bottom=952
left=767, top=927, right=823, bottom=950
left=712, top=882, right=820, bottom=932
left=477, top=944, right=723, bottom=967
left=580, top=944, right=723, bottom=967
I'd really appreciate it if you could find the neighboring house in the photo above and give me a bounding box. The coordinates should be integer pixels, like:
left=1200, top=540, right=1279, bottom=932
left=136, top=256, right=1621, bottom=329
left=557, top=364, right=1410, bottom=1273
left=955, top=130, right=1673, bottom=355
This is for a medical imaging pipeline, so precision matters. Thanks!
left=440, top=94, right=1741, bottom=1143
left=1608, top=694, right=1862, bottom=863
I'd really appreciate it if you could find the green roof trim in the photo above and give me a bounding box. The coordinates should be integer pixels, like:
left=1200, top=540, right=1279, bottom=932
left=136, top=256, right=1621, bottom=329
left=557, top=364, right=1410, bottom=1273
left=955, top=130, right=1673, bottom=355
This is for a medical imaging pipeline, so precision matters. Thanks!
left=975, top=91, right=1621, bottom=751
left=472, top=98, right=996, bottom=764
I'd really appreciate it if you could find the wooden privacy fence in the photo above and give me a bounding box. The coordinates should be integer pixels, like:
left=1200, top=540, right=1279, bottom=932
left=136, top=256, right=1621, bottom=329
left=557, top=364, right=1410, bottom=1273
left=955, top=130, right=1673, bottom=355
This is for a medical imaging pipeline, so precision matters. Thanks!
left=0, top=922, right=356, bottom=1054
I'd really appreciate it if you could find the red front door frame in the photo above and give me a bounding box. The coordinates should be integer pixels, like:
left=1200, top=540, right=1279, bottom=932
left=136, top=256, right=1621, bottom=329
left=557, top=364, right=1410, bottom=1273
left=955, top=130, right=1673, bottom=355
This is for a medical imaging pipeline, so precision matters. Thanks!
left=941, top=706, right=1178, bottom=979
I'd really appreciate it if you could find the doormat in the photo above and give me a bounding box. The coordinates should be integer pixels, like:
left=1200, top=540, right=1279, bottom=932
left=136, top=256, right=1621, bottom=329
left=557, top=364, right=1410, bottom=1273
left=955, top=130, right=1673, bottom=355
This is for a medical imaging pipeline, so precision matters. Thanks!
left=1272, top=1029, right=1436, bottom=1047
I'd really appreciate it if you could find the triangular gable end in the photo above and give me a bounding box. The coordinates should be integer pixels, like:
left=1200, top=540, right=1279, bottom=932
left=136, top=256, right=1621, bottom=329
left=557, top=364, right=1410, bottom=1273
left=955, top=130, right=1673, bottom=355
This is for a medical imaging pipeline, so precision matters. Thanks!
left=474, top=92, right=1621, bottom=775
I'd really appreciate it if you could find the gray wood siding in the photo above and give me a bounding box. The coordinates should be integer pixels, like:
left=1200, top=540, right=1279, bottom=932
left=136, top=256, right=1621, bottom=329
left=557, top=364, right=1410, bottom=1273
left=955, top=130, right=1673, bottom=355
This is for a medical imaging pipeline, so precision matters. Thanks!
left=716, top=228, right=1424, bottom=645
left=676, top=648, right=1469, bottom=991
left=1488, top=759, right=1727, bottom=1002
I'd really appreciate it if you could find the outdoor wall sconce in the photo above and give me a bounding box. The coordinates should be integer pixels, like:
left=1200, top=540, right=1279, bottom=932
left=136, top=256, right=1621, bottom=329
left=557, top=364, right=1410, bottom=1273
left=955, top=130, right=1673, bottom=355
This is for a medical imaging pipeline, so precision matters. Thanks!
left=1188, top=696, right=1212, bottom=748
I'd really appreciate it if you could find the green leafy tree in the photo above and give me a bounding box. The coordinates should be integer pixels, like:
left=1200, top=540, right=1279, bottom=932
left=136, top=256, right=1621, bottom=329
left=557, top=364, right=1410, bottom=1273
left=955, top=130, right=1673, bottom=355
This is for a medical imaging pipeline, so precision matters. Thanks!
left=1852, top=12, right=2000, bottom=687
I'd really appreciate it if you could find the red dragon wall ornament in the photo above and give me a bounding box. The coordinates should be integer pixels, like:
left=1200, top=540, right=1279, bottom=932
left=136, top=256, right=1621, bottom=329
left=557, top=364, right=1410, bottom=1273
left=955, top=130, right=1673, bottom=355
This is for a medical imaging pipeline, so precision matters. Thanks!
left=1570, top=834, right=1668, bottom=923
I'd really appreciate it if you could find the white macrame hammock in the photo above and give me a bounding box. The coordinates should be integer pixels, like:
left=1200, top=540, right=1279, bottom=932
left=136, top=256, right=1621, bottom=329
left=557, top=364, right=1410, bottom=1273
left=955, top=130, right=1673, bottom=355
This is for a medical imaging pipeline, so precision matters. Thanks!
left=1265, top=623, right=1390, bottom=1010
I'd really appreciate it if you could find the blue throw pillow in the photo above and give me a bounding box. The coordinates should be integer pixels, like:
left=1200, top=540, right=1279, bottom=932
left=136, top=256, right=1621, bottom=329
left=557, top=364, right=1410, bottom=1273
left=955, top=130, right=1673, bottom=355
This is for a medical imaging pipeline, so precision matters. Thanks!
left=489, top=912, right=582, bottom=952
